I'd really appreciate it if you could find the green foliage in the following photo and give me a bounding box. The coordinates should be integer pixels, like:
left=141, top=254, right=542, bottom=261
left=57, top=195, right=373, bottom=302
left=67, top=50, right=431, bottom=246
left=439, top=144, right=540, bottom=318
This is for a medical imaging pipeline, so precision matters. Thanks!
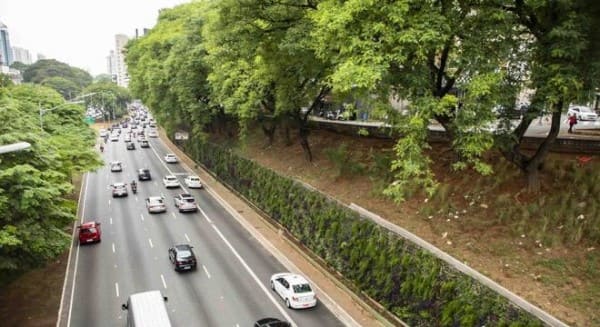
left=41, top=76, right=81, bottom=100
left=323, top=143, right=365, bottom=178
left=22, top=59, right=92, bottom=92
left=0, top=82, right=102, bottom=283
left=126, top=2, right=216, bottom=139
left=82, top=82, right=131, bottom=120
left=184, top=139, right=544, bottom=326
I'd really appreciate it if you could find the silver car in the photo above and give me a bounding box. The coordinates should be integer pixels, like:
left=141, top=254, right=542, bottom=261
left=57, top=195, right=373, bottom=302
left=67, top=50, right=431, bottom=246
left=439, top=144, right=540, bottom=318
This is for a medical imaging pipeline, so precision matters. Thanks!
left=173, top=194, right=198, bottom=213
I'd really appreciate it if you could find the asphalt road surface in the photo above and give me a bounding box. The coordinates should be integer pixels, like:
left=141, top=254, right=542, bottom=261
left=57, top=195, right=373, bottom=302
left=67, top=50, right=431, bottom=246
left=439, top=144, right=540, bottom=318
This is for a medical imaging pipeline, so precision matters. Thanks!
left=60, top=131, right=343, bottom=327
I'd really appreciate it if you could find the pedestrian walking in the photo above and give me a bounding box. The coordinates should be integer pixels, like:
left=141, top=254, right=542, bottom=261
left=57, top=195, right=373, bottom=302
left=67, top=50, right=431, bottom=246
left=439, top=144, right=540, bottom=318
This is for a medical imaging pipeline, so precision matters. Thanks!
left=567, top=113, right=578, bottom=133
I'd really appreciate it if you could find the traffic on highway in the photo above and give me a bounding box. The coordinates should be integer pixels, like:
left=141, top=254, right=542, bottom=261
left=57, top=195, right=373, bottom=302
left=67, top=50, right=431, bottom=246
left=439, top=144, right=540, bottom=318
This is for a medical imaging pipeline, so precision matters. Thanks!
left=60, top=109, right=343, bottom=327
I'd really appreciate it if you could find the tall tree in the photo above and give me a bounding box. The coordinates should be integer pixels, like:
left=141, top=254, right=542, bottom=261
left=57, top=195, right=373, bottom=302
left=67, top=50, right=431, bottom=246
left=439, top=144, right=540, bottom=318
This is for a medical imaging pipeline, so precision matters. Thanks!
left=22, top=59, right=93, bottom=92
left=311, top=0, right=516, bottom=200
left=494, top=0, right=600, bottom=191
left=205, top=0, right=331, bottom=161
left=126, top=2, right=215, bottom=139
left=0, top=83, right=101, bottom=279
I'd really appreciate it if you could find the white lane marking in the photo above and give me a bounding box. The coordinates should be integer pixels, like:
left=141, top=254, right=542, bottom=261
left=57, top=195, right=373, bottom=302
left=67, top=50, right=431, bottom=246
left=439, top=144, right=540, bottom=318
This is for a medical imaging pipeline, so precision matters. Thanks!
left=59, top=173, right=88, bottom=327
left=108, top=199, right=111, bottom=207
left=160, top=274, right=167, bottom=289
left=202, top=265, right=211, bottom=279
left=148, top=238, right=154, bottom=248
left=184, top=233, right=190, bottom=242
left=110, top=217, right=113, bottom=225
left=201, top=213, right=294, bottom=324
left=115, top=283, right=120, bottom=297
left=135, top=196, right=138, bottom=202
left=171, top=212, right=176, bottom=219
left=199, top=207, right=213, bottom=223
left=140, top=214, right=144, bottom=221
left=112, top=243, right=115, bottom=253
left=236, top=324, right=240, bottom=327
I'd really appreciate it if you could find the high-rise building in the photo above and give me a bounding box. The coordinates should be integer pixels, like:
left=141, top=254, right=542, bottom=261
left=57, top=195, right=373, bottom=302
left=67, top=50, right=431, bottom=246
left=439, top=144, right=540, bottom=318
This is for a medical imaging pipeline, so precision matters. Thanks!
left=0, top=21, right=14, bottom=66
left=12, top=47, right=33, bottom=65
left=114, top=34, right=129, bottom=88
left=107, top=50, right=117, bottom=82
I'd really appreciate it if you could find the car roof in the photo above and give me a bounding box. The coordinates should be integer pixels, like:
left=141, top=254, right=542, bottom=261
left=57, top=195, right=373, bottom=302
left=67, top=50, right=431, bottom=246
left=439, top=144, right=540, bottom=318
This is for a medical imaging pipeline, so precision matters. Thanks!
left=147, top=196, right=163, bottom=201
left=281, top=273, right=309, bottom=285
left=111, top=161, right=121, bottom=164
left=164, top=175, right=176, bottom=179
left=187, top=175, right=199, bottom=179
left=80, top=221, right=99, bottom=228
left=174, top=244, right=192, bottom=251
left=113, top=182, right=126, bottom=187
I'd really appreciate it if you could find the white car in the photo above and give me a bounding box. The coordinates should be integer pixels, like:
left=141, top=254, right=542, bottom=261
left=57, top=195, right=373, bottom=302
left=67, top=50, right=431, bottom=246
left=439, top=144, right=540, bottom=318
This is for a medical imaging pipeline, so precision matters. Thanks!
left=145, top=196, right=166, bottom=213
left=111, top=182, right=128, bottom=198
left=568, top=105, right=598, bottom=121
left=110, top=161, right=122, bottom=172
left=110, top=134, right=119, bottom=142
left=173, top=193, right=198, bottom=212
left=99, top=129, right=108, bottom=137
left=148, top=130, right=158, bottom=138
left=163, top=175, right=181, bottom=188
left=164, top=153, right=178, bottom=163
left=270, top=273, right=317, bottom=309
left=184, top=175, right=203, bottom=189
left=124, top=134, right=131, bottom=142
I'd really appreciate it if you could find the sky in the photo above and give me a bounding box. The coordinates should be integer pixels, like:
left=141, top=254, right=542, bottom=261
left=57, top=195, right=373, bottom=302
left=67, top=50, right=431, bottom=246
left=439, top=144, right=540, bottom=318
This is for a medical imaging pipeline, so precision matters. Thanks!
left=0, top=0, right=190, bottom=76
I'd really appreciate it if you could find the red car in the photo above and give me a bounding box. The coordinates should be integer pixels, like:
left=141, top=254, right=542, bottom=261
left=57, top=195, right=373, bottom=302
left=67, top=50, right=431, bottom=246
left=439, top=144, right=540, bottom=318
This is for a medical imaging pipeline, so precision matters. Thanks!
left=78, top=221, right=102, bottom=244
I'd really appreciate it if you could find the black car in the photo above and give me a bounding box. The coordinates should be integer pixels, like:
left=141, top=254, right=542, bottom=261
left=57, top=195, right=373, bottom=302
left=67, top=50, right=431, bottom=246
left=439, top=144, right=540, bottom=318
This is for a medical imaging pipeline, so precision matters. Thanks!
left=137, top=168, right=151, bottom=181
left=168, top=244, right=197, bottom=272
left=254, top=318, right=291, bottom=327
left=126, top=142, right=136, bottom=150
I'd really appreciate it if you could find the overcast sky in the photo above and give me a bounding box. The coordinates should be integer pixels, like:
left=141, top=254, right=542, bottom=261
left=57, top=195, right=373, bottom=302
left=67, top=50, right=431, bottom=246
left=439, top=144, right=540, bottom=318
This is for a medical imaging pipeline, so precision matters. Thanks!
left=0, top=0, right=189, bottom=76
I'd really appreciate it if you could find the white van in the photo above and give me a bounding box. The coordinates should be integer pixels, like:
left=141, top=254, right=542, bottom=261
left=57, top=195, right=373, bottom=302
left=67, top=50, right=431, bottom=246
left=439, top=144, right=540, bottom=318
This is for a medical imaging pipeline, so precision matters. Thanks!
left=121, top=290, right=172, bottom=327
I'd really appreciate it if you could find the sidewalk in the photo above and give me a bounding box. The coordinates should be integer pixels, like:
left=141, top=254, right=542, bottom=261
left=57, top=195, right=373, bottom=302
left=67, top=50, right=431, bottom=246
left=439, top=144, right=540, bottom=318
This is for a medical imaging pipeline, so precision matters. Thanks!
left=158, top=132, right=389, bottom=327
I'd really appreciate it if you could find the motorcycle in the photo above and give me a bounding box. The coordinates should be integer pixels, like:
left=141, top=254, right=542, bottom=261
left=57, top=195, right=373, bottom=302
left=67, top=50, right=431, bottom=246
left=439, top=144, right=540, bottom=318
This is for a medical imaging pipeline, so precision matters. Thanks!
left=131, top=182, right=137, bottom=194
left=100, top=145, right=104, bottom=153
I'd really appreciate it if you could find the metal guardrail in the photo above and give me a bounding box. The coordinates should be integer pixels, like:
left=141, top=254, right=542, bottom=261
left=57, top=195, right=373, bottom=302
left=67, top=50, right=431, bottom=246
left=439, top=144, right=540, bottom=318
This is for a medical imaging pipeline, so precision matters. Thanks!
left=310, top=118, right=600, bottom=154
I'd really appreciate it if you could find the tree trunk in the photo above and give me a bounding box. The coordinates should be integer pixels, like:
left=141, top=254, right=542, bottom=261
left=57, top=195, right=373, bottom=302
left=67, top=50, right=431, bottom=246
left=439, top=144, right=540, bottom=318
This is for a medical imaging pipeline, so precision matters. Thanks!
left=284, top=124, right=292, bottom=146
left=261, top=123, right=276, bottom=148
left=501, top=100, right=564, bottom=193
left=526, top=165, right=541, bottom=193
left=299, top=125, right=312, bottom=162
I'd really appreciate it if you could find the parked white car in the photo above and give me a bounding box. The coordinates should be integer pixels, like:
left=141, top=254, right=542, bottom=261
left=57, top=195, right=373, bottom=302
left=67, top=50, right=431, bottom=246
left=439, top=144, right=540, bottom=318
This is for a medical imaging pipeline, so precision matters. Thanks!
left=162, top=175, right=180, bottom=188
left=164, top=153, right=178, bottom=163
left=270, top=273, right=317, bottom=309
left=148, top=130, right=158, bottom=138
left=184, top=175, right=203, bottom=189
left=568, top=105, right=598, bottom=121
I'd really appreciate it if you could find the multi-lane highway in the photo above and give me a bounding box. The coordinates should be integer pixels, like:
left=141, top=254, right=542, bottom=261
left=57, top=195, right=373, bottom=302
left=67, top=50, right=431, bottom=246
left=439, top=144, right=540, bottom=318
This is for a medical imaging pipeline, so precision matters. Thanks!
left=59, top=130, right=344, bottom=326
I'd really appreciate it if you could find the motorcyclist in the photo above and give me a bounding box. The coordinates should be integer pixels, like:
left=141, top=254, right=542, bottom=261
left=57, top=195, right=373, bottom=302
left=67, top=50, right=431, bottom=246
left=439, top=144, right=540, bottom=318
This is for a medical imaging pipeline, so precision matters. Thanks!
left=100, top=144, right=104, bottom=152
left=131, top=180, right=137, bottom=193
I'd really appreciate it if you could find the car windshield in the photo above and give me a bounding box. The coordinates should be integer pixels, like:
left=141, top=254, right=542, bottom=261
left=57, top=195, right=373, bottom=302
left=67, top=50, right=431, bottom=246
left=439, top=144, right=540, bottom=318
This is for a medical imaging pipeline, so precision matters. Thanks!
left=183, top=198, right=195, bottom=203
left=579, top=107, right=594, bottom=113
left=81, top=227, right=96, bottom=234
left=189, top=178, right=199, bottom=182
left=292, top=283, right=312, bottom=293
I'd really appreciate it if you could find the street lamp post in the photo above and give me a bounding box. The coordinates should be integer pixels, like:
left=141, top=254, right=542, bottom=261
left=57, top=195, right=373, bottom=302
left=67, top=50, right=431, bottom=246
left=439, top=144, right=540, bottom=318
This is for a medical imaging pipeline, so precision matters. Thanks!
left=0, top=142, right=31, bottom=154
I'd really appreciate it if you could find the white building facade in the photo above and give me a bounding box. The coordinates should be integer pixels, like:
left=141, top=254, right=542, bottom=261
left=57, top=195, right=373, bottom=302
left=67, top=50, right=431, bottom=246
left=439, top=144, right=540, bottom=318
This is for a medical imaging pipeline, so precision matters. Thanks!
left=12, top=46, right=33, bottom=65
left=114, top=34, right=129, bottom=88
